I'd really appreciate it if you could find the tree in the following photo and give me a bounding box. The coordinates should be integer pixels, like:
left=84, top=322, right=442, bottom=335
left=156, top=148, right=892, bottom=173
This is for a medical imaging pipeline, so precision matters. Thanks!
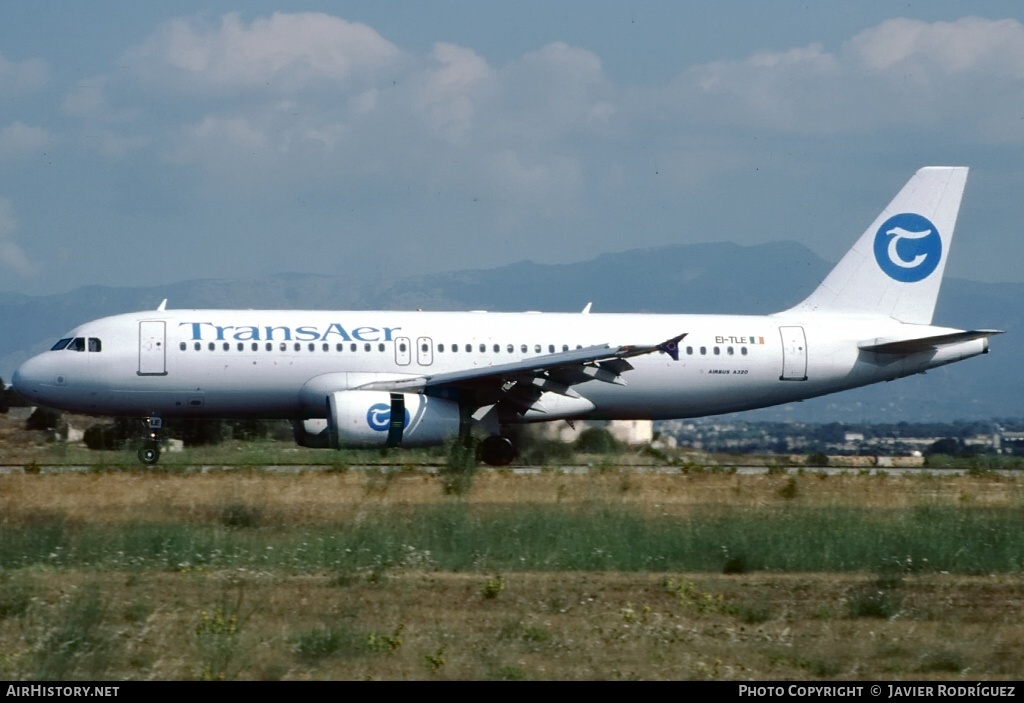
left=574, top=427, right=621, bottom=454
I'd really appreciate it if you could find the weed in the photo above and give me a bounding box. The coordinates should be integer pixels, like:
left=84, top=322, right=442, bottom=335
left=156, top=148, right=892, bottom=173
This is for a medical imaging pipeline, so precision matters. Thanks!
left=481, top=574, right=506, bottom=600
left=847, top=588, right=902, bottom=619
left=917, top=648, right=966, bottom=673
left=0, top=572, right=36, bottom=620
left=291, top=625, right=374, bottom=662
left=424, top=645, right=447, bottom=672
left=194, top=581, right=251, bottom=680
left=366, top=625, right=404, bottom=654
left=218, top=500, right=262, bottom=529
left=778, top=477, right=800, bottom=500
left=798, top=656, right=844, bottom=677
left=722, top=553, right=749, bottom=575
left=489, top=664, right=528, bottom=680
left=665, top=578, right=725, bottom=613
left=730, top=602, right=772, bottom=624
left=29, top=582, right=114, bottom=680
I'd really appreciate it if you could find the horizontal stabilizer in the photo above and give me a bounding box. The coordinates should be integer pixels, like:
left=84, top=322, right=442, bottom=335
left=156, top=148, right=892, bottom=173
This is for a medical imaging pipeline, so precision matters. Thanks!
left=858, top=329, right=1003, bottom=354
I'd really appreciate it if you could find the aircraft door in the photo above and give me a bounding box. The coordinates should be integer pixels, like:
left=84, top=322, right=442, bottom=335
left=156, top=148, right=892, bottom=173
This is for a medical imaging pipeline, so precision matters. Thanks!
left=779, top=326, right=808, bottom=381
left=416, top=337, right=433, bottom=366
left=395, top=337, right=412, bottom=366
left=139, top=321, right=167, bottom=376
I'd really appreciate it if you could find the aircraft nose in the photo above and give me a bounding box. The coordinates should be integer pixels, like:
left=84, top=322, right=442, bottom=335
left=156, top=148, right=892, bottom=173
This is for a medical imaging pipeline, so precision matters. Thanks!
left=11, top=354, right=57, bottom=403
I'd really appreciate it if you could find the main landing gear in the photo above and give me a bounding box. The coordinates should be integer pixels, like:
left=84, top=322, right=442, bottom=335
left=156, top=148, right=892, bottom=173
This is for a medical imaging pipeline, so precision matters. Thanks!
left=479, top=435, right=516, bottom=466
left=138, top=415, right=162, bottom=465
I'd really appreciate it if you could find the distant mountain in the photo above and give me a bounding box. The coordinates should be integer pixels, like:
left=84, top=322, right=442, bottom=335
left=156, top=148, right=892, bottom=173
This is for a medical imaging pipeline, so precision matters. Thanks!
left=1, top=241, right=1018, bottom=421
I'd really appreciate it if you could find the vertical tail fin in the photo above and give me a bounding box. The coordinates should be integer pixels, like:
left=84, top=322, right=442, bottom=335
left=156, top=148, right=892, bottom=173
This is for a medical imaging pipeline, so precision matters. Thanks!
left=785, top=166, right=968, bottom=324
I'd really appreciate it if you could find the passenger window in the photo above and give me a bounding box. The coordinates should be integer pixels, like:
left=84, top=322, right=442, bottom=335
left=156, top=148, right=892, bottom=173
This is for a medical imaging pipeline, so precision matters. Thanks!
left=281, top=343, right=287, bottom=352
left=727, top=346, right=734, bottom=355
left=521, top=344, right=527, bottom=353
left=238, top=343, right=245, bottom=352
left=714, top=347, right=720, bottom=355
left=294, top=343, right=301, bottom=352
left=741, top=347, right=748, bottom=356
left=493, top=344, right=500, bottom=353
left=350, top=343, right=357, bottom=352
left=252, top=343, right=259, bottom=352
left=507, top=344, right=514, bottom=353
left=193, top=342, right=200, bottom=351
left=479, top=343, right=486, bottom=353
left=700, top=346, right=706, bottom=355
left=401, top=342, right=409, bottom=352
left=223, top=342, right=230, bottom=351
left=378, top=343, right=385, bottom=352
left=51, top=338, right=72, bottom=351
left=562, top=345, right=569, bottom=352
left=266, top=343, right=273, bottom=352
left=336, top=344, right=344, bottom=352
left=322, top=343, right=329, bottom=352
left=180, top=342, right=187, bottom=351
left=452, top=344, right=458, bottom=353
left=364, top=343, right=371, bottom=352
left=686, top=346, right=693, bottom=355
left=464, top=344, right=471, bottom=352
left=438, top=343, right=444, bottom=352
left=209, top=342, right=215, bottom=351
left=548, top=345, right=555, bottom=353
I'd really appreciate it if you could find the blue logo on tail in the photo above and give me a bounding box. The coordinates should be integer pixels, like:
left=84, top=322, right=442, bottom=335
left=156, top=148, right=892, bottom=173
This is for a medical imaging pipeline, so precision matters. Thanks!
left=367, top=403, right=410, bottom=432
left=873, top=213, right=942, bottom=283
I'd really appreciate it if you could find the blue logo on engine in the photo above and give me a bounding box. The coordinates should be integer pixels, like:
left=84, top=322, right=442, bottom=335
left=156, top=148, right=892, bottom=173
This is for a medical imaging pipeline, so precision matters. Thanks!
left=873, top=213, right=942, bottom=283
left=366, top=403, right=410, bottom=432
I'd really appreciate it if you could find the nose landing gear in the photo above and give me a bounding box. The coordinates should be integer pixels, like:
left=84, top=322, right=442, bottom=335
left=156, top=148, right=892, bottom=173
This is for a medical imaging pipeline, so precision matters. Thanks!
left=138, top=416, right=162, bottom=465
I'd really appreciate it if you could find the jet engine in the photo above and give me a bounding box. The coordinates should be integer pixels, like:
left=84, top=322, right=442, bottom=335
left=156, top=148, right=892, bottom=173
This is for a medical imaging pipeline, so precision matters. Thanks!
left=295, top=391, right=460, bottom=449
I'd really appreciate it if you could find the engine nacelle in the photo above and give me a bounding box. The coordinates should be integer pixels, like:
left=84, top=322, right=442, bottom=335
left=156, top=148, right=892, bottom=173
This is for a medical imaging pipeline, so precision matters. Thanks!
left=322, top=391, right=460, bottom=449
left=293, top=418, right=332, bottom=448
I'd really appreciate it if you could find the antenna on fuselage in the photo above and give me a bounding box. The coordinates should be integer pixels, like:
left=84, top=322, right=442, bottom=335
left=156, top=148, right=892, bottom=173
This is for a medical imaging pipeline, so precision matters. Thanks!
left=581, top=302, right=592, bottom=314
left=156, top=299, right=167, bottom=312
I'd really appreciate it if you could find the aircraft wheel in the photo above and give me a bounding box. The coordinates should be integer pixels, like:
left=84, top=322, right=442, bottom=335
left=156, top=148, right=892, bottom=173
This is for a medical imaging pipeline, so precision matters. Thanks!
left=479, top=436, right=516, bottom=466
left=138, top=445, right=161, bottom=465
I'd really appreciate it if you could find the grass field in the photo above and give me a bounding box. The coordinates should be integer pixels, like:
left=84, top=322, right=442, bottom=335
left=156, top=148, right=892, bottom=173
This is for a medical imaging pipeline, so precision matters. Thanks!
left=0, top=467, right=1022, bottom=680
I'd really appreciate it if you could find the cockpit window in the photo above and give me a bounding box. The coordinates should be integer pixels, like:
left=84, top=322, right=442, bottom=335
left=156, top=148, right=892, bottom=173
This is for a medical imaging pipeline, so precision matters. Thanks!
left=68, top=337, right=86, bottom=352
left=51, top=338, right=72, bottom=351
left=88, top=338, right=102, bottom=352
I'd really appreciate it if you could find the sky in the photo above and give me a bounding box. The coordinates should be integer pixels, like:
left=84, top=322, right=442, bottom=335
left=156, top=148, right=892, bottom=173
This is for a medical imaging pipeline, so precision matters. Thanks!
left=2, top=1, right=1024, bottom=297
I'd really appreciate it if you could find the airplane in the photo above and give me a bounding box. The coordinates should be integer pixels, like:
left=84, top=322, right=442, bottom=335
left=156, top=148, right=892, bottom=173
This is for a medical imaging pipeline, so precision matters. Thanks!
left=12, top=166, right=1001, bottom=465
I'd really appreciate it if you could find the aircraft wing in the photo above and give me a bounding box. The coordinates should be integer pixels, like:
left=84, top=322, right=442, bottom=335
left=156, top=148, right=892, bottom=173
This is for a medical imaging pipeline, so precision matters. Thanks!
left=353, top=333, right=687, bottom=399
left=858, top=329, right=1003, bottom=354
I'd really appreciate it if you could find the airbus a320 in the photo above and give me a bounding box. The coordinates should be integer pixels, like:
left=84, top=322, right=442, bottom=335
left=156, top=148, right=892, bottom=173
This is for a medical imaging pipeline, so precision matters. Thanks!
left=13, top=167, right=1000, bottom=465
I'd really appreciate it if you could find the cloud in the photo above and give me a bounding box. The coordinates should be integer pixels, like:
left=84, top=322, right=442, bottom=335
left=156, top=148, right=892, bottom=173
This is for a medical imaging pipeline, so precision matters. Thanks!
left=0, top=199, right=35, bottom=276
left=413, top=43, right=493, bottom=144
left=0, top=52, right=47, bottom=95
left=123, top=11, right=399, bottom=95
left=668, top=16, right=1024, bottom=142
left=0, top=122, right=52, bottom=154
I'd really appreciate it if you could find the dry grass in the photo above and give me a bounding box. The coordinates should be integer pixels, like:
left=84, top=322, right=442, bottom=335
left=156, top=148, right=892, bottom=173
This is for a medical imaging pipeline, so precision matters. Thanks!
left=0, top=454, right=1022, bottom=679
left=0, top=568, right=1021, bottom=680
left=0, top=470, right=1020, bottom=525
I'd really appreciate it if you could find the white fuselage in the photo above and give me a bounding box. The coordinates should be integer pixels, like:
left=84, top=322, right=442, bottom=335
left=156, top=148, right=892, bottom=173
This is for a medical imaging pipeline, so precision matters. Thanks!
left=12, top=308, right=989, bottom=422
